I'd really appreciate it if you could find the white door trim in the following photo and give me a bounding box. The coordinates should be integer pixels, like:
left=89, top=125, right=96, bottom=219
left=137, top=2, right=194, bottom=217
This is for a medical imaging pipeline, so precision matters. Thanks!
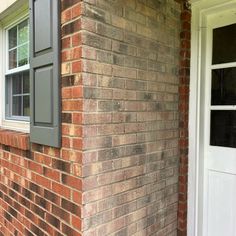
left=188, top=0, right=236, bottom=236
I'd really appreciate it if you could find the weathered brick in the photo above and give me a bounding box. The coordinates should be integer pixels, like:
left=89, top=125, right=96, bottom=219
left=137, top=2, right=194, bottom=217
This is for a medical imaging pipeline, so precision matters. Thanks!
left=97, top=23, right=124, bottom=41
left=0, top=1, right=185, bottom=236
left=82, top=32, right=112, bottom=51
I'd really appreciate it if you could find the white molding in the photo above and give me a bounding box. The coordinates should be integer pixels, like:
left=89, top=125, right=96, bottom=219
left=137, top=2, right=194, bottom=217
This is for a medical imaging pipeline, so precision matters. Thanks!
left=0, top=0, right=18, bottom=14
left=188, top=1, right=236, bottom=236
left=0, top=0, right=28, bottom=20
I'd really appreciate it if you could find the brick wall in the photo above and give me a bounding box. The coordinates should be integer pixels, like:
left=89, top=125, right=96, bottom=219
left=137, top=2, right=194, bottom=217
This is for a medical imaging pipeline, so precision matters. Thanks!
left=0, top=0, right=189, bottom=236
left=178, top=2, right=191, bottom=236
left=0, top=1, right=83, bottom=236
left=80, top=0, right=182, bottom=235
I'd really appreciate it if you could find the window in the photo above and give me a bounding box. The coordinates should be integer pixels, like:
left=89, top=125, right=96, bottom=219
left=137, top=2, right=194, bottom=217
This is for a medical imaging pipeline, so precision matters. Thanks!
left=210, top=23, right=236, bottom=148
left=0, top=0, right=60, bottom=146
left=5, top=18, right=30, bottom=121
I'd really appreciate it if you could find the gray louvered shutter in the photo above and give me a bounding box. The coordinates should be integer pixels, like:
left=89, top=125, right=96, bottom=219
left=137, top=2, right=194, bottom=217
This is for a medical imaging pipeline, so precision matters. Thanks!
left=29, top=0, right=61, bottom=147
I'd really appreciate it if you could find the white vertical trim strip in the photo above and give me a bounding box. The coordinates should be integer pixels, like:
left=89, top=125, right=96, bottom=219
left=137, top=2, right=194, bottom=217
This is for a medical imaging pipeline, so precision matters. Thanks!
left=0, top=26, right=3, bottom=127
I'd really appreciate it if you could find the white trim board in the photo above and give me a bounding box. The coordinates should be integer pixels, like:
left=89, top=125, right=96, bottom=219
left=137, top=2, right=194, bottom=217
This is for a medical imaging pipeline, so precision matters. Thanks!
left=188, top=1, right=236, bottom=236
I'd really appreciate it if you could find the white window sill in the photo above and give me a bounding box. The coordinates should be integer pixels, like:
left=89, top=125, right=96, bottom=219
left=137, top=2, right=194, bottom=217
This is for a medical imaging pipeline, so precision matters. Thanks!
left=1, top=119, right=29, bottom=133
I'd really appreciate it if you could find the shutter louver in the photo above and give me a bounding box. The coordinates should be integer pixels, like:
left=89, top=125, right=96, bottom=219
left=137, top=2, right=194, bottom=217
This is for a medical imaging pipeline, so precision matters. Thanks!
left=29, top=0, right=61, bottom=147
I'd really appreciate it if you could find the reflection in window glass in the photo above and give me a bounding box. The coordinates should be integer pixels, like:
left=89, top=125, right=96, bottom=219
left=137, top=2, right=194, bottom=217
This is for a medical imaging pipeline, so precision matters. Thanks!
left=9, top=49, right=17, bottom=69
left=18, top=44, right=28, bottom=66
left=23, top=96, right=30, bottom=116
left=18, top=20, right=28, bottom=44
left=6, top=70, right=30, bottom=119
left=8, top=26, right=17, bottom=49
left=23, top=71, right=29, bottom=93
left=8, top=19, right=29, bottom=70
left=12, top=74, right=22, bottom=95
left=12, top=96, right=22, bottom=116
left=211, top=111, right=236, bottom=148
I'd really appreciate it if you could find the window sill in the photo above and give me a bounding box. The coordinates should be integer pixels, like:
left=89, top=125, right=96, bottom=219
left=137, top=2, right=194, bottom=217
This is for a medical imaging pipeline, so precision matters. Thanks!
left=0, top=128, right=29, bottom=150
left=1, top=119, right=30, bottom=133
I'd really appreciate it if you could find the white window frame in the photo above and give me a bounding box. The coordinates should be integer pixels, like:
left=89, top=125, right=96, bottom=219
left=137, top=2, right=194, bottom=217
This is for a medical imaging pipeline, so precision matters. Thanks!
left=5, top=17, right=30, bottom=121
left=0, top=6, right=29, bottom=133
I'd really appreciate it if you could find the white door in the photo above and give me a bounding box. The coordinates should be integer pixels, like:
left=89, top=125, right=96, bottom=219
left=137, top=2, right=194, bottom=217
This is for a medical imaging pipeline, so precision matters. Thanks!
left=202, top=10, right=236, bottom=236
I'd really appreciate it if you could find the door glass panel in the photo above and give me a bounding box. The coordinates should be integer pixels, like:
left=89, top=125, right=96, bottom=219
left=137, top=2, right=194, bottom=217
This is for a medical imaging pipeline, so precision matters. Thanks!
left=211, top=67, right=236, bottom=105
left=211, top=110, right=236, bottom=148
left=212, top=24, right=236, bottom=64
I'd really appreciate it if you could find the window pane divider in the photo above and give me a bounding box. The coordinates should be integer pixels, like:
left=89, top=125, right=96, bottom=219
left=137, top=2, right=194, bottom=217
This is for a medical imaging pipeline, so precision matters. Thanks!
left=9, top=46, right=17, bottom=51
left=9, top=42, right=29, bottom=52
left=211, top=105, right=236, bottom=110
left=211, top=62, right=236, bottom=70
left=5, top=64, right=29, bottom=75
left=13, top=93, right=30, bottom=96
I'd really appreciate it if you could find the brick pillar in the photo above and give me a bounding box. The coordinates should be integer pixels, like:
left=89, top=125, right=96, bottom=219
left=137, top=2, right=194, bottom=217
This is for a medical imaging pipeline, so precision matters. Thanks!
left=178, top=1, right=191, bottom=236
left=0, top=1, right=83, bottom=236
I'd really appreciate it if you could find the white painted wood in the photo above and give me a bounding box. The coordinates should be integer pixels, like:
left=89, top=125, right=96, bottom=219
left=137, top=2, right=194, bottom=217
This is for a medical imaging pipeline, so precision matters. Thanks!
left=0, top=0, right=18, bottom=14
left=189, top=1, right=236, bottom=236
left=211, top=62, right=236, bottom=70
left=210, top=106, right=236, bottom=110
left=188, top=6, right=202, bottom=236
left=207, top=170, right=236, bottom=236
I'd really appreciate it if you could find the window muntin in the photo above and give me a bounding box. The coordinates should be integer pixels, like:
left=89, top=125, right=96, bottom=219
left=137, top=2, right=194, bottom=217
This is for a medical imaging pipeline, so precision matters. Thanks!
left=5, top=18, right=29, bottom=121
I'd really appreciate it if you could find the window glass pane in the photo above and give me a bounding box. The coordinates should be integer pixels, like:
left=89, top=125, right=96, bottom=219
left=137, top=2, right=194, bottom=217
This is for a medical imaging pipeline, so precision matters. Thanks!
left=5, top=76, right=10, bottom=117
left=9, top=26, right=17, bottom=49
left=18, top=19, right=28, bottom=45
left=12, top=96, right=22, bottom=116
left=23, top=95, right=30, bottom=116
left=211, top=67, right=236, bottom=105
left=212, top=24, right=236, bottom=64
left=6, top=70, right=30, bottom=119
left=9, top=49, right=17, bottom=69
left=211, top=110, right=236, bottom=148
left=18, top=44, right=28, bottom=67
left=23, top=71, right=29, bottom=93
left=12, top=74, right=22, bottom=95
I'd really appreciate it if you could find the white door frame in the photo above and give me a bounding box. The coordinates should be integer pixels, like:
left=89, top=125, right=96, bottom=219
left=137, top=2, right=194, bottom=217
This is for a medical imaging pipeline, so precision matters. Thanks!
left=188, top=0, right=236, bottom=235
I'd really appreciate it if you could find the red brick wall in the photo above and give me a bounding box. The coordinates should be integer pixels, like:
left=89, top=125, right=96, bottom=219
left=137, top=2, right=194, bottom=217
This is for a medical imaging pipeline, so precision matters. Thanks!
left=0, top=1, right=191, bottom=236
left=79, top=0, right=182, bottom=235
left=0, top=1, right=83, bottom=236
left=178, top=2, right=191, bottom=236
